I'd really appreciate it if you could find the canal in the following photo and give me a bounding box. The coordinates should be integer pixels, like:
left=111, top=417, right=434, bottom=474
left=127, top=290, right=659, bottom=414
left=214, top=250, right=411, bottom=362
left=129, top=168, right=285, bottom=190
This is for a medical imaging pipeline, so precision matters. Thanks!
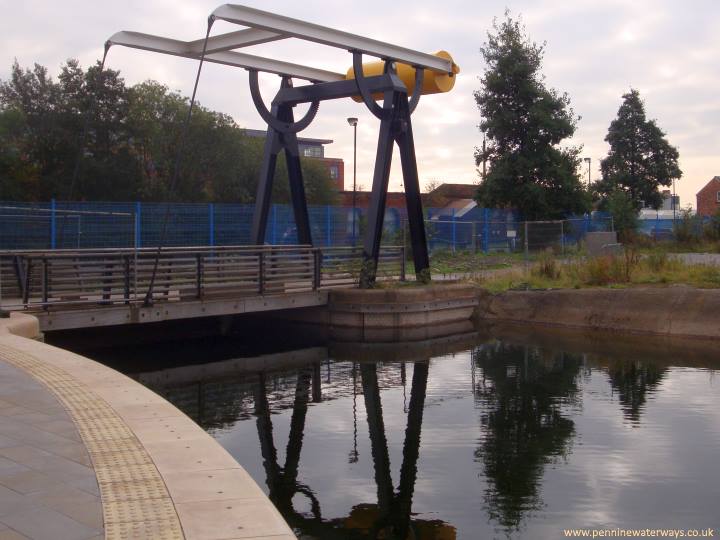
left=73, top=322, right=720, bottom=540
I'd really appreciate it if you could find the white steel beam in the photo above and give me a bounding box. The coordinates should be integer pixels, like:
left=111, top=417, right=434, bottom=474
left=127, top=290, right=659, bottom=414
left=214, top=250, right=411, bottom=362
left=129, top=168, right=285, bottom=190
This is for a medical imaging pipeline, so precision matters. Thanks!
left=107, top=31, right=345, bottom=82
left=187, top=28, right=285, bottom=54
left=211, top=4, right=454, bottom=73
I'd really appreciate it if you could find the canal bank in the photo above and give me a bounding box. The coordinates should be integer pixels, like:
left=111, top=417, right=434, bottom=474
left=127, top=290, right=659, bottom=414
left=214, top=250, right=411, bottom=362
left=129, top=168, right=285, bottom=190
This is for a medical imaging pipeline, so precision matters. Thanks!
left=0, top=313, right=295, bottom=540
left=477, top=285, right=720, bottom=339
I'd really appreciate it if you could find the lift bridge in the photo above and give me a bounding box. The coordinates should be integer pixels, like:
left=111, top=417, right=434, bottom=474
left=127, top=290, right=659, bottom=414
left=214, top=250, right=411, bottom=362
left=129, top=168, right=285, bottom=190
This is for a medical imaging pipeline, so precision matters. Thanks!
left=0, top=5, right=459, bottom=332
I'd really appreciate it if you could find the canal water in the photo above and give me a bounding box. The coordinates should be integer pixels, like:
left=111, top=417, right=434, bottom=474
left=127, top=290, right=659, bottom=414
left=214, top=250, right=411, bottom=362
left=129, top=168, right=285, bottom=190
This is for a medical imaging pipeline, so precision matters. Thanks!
left=85, top=324, right=720, bottom=540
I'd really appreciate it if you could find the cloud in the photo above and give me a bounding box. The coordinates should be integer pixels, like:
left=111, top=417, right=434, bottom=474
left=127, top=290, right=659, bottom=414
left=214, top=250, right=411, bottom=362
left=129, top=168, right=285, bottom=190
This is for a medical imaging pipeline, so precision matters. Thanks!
left=2, top=0, right=718, bottom=205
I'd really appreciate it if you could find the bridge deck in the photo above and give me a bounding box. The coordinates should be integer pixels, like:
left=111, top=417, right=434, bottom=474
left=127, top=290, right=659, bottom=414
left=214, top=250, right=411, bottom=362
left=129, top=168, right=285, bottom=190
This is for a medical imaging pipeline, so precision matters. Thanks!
left=1, top=245, right=405, bottom=331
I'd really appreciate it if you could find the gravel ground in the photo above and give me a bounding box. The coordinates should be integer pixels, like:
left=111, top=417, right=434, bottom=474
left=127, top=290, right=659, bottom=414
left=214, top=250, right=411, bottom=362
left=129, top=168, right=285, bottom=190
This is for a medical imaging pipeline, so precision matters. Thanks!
left=669, top=252, right=720, bottom=265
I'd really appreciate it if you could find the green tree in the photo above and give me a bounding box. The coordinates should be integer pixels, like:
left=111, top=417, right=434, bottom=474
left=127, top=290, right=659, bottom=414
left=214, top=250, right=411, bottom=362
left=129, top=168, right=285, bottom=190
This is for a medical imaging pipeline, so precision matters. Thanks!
left=126, top=81, right=336, bottom=204
left=1, top=60, right=338, bottom=205
left=0, top=108, right=40, bottom=199
left=474, top=14, right=588, bottom=220
left=597, top=89, right=681, bottom=210
left=0, top=59, right=142, bottom=200
left=606, top=189, right=638, bottom=241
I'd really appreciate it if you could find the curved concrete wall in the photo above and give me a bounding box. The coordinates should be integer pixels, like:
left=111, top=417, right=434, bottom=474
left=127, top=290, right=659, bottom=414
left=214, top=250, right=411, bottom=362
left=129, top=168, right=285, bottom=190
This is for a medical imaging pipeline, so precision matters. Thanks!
left=479, top=286, right=720, bottom=339
left=0, top=314, right=295, bottom=540
left=328, top=284, right=479, bottom=330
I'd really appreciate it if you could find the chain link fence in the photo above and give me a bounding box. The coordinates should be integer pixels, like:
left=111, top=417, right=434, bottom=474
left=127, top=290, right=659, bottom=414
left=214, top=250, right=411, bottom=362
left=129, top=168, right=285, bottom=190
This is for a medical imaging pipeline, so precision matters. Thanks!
left=396, top=216, right=613, bottom=256
left=1, top=200, right=615, bottom=256
left=0, top=203, right=136, bottom=250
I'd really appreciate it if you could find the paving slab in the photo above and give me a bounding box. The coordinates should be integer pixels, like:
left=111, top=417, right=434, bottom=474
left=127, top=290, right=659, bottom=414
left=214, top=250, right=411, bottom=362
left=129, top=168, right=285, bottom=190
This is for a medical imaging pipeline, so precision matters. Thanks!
left=0, top=314, right=296, bottom=540
left=0, top=359, right=103, bottom=539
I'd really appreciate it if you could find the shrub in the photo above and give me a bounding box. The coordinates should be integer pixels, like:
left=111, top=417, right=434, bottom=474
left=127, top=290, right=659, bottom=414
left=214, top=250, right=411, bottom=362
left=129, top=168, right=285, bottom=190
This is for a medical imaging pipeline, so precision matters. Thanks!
left=532, top=249, right=561, bottom=279
left=673, top=208, right=701, bottom=245
left=585, top=256, right=612, bottom=285
left=646, top=251, right=668, bottom=272
left=703, top=210, right=720, bottom=242
left=583, top=247, right=639, bottom=285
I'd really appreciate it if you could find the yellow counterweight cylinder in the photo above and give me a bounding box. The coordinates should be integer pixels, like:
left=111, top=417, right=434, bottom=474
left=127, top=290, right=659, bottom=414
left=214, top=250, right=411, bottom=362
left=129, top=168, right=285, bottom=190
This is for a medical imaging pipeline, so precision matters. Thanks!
left=345, top=51, right=460, bottom=102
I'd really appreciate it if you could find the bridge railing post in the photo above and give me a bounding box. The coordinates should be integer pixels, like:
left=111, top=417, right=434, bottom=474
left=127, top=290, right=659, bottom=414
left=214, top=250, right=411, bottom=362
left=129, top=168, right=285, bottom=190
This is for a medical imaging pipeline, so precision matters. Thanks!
left=400, top=246, right=406, bottom=282
left=196, top=253, right=204, bottom=299
left=313, top=248, right=322, bottom=290
left=258, top=251, right=265, bottom=295
left=123, top=255, right=131, bottom=304
left=41, top=258, right=49, bottom=309
left=22, top=258, right=32, bottom=307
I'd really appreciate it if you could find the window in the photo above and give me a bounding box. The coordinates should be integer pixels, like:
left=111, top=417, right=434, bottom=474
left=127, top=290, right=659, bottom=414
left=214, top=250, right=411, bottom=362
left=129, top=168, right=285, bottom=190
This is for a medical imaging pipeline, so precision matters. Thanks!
left=301, top=146, right=322, bottom=158
left=329, top=165, right=339, bottom=179
left=716, top=191, right=720, bottom=203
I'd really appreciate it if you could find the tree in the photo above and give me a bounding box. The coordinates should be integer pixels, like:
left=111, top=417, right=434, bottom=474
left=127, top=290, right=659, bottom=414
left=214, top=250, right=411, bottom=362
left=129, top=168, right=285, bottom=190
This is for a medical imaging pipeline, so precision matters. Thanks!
left=606, top=189, right=638, bottom=241
left=1, top=60, right=338, bottom=205
left=597, top=89, right=681, bottom=210
left=0, top=108, right=40, bottom=200
left=474, top=13, right=589, bottom=220
left=0, top=59, right=142, bottom=200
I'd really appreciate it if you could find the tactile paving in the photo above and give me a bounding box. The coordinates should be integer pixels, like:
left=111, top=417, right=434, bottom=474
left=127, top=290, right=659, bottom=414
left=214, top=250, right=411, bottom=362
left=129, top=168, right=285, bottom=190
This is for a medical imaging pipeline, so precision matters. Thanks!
left=104, top=498, right=178, bottom=523
left=98, top=478, right=170, bottom=502
left=104, top=519, right=184, bottom=540
left=85, top=438, right=146, bottom=455
left=89, top=448, right=154, bottom=468
left=0, top=343, right=185, bottom=539
left=95, top=462, right=160, bottom=484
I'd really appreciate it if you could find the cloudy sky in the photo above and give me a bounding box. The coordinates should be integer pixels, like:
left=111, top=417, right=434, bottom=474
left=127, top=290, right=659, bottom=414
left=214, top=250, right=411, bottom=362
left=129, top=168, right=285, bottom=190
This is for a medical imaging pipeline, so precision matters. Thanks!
left=2, top=0, right=718, bottom=207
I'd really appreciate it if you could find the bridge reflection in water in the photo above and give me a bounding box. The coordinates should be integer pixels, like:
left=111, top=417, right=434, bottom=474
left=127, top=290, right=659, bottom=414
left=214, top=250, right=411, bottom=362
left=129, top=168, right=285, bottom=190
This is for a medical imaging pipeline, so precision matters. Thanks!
left=93, top=327, right=720, bottom=540
left=250, top=360, right=453, bottom=539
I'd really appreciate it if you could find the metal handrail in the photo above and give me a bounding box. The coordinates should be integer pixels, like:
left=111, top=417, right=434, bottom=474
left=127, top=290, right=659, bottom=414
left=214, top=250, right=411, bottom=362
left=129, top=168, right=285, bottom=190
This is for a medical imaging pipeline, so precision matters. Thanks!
left=0, top=245, right=405, bottom=310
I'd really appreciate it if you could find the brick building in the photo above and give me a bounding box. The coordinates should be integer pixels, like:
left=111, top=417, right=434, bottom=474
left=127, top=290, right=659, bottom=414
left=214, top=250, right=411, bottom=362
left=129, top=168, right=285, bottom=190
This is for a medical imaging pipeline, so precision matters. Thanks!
left=243, top=129, right=345, bottom=191
left=338, top=183, right=478, bottom=210
left=696, top=176, right=720, bottom=216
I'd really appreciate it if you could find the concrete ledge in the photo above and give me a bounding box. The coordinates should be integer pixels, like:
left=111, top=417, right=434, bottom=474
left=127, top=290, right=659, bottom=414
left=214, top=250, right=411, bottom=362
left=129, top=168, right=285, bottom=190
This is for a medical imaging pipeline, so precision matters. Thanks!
left=479, top=285, right=720, bottom=339
left=328, top=284, right=479, bottom=330
left=0, top=321, right=294, bottom=540
left=0, top=311, right=41, bottom=339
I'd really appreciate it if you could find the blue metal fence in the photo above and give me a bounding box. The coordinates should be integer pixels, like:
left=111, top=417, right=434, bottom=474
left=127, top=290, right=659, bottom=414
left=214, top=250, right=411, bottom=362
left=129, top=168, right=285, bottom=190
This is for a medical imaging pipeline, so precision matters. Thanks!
left=1, top=200, right=616, bottom=253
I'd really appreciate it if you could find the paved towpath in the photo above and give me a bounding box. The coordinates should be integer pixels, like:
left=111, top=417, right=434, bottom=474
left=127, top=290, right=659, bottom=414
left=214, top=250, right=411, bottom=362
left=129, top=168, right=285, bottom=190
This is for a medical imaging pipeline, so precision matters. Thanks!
left=0, top=358, right=103, bottom=540
left=0, top=313, right=295, bottom=540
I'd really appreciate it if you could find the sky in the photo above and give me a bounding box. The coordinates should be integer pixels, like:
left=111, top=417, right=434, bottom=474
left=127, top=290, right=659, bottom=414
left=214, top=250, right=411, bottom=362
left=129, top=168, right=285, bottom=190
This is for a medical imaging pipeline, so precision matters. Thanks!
left=2, top=0, right=719, bottom=208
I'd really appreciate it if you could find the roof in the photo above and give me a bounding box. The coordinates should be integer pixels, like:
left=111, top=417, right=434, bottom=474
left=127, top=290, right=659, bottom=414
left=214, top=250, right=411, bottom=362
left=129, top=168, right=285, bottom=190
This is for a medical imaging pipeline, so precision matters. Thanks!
left=242, top=128, right=333, bottom=146
left=427, top=183, right=477, bottom=199
left=431, top=199, right=477, bottom=218
left=696, top=176, right=720, bottom=196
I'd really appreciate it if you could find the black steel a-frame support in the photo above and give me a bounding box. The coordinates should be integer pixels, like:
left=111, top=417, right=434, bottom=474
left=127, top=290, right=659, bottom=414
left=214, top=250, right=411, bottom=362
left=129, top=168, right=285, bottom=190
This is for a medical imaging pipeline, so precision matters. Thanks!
left=360, top=87, right=429, bottom=288
left=248, top=57, right=432, bottom=287
left=250, top=77, right=314, bottom=246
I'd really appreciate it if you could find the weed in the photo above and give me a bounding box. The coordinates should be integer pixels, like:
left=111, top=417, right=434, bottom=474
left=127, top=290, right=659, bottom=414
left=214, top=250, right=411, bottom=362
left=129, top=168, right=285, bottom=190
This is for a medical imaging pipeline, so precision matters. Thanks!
left=646, top=251, right=668, bottom=272
left=585, top=256, right=612, bottom=285
left=532, top=249, right=561, bottom=279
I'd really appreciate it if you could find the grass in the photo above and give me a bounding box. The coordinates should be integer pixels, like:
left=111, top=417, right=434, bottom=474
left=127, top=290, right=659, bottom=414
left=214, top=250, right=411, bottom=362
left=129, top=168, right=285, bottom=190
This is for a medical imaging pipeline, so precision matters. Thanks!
left=386, top=241, right=720, bottom=292
left=473, top=249, right=720, bottom=293
left=405, top=249, right=521, bottom=276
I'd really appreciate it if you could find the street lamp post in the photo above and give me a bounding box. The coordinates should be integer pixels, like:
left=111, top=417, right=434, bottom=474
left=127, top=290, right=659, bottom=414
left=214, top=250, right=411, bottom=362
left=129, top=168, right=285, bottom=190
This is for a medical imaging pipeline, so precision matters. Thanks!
left=482, top=131, right=487, bottom=181
left=347, top=117, right=358, bottom=246
left=584, top=157, right=591, bottom=186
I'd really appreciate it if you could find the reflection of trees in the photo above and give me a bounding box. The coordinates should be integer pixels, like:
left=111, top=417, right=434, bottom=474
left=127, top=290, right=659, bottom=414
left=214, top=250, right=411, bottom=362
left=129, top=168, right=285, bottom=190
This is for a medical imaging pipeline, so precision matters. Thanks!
left=472, top=343, right=582, bottom=532
left=253, top=361, right=455, bottom=539
left=606, top=359, right=666, bottom=424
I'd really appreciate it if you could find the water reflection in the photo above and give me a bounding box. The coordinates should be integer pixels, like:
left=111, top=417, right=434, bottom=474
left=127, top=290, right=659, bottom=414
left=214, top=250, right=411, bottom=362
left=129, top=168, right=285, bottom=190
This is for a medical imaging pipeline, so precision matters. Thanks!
left=606, top=360, right=667, bottom=424
left=90, top=327, right=720, bottom=540
left=472, top=344, right=582, bottom=531
left=250, top=359, right=454, bottom=539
